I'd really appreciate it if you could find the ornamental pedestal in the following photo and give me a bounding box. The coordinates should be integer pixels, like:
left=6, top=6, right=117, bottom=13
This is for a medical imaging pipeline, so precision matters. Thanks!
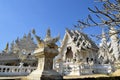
left=27, top=47, right=62, bottom=80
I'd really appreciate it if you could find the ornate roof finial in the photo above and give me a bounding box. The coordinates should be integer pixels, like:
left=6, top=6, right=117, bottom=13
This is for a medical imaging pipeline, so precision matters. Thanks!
left=15, top=37, right=19, bottom=43
left=99, top=28, right=107, bottom=47
left=32, top=29, right=36, bottom=35
left=3, top=42, right=9, bottom=53
left=10, top=40, right=14, bottom=51
left=101, top=28, right=106, bottom=40
left=28, top=31, right=31, bottom=37
left=23, top=34, right=26, bottom=38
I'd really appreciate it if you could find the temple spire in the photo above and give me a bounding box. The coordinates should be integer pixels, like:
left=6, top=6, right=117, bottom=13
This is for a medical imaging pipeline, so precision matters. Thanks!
left=102, top=28, right=106, bottom=38
left=101, top=28, right=107, bottom=43
left=99, top=28, right=107, bottom=47
left=3, top=42, right=9, bottom=53
left=109, top=26, right=120, bottom=61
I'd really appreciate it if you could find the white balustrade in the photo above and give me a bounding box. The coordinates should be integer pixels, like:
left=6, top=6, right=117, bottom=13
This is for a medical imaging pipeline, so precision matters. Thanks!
left=0, top=65, right=36, bottom=76
left=93, top=64, right=114, bottom=74
left=62, top=62, right=93, bottom=75
left=55, top=62, right=115, bottom=76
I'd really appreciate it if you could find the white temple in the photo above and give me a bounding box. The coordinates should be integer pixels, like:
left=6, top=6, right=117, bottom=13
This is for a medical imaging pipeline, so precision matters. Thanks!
left=54, top=29, right=98, bottom=75
left=0, top=27, right=119, bottom=79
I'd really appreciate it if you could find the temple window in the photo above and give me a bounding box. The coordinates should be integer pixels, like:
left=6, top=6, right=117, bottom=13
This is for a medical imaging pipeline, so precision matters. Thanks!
left=23, top=63, right=28, bottom=66
left=83, top=42, right=85, bottom=46
left=86, top=57, right=89, bottom=63
left=77, top=42, right=80, bottom=47
left=91, top=58, right=93, bottom=61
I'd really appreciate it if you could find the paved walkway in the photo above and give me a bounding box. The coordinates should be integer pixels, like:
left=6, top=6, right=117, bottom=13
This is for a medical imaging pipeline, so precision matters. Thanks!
left=64, top=74, right=109, bottom=79
left=0, top=76, right=26, bottom=80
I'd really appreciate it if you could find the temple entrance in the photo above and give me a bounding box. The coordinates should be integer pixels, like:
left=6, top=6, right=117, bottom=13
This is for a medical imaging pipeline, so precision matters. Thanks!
left=66, top=46, right=73, bottom=62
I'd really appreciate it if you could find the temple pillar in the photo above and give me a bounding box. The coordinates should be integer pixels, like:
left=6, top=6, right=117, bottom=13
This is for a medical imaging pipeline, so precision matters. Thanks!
left=27, top=47, right=62, bottom=80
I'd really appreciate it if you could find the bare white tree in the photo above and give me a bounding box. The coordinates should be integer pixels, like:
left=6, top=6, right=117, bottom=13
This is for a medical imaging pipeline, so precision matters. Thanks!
left=75, top=0, right=120, bottom=38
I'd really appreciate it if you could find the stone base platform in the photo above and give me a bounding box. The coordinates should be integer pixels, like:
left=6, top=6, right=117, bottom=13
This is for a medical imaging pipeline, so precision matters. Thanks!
left=27, top=69, right=62, bottom=80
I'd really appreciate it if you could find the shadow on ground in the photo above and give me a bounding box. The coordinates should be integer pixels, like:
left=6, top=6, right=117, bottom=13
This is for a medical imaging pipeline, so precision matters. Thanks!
left=64, top=76, right=120, bottom=80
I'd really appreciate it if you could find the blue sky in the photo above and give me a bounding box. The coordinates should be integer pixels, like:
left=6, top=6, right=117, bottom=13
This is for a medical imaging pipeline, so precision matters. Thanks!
left=0, top=0, right=102, bottom=50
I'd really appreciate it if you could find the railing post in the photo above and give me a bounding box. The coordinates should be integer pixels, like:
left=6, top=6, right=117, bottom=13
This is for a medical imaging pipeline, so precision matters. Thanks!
left=1, top=67, right=3, bottom=72
left=5, top=67, right=7, bottom=73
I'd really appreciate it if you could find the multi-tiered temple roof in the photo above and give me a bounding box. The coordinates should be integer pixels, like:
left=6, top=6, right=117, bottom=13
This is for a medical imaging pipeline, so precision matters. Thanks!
left=0, top=32, right=37, bottom=66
